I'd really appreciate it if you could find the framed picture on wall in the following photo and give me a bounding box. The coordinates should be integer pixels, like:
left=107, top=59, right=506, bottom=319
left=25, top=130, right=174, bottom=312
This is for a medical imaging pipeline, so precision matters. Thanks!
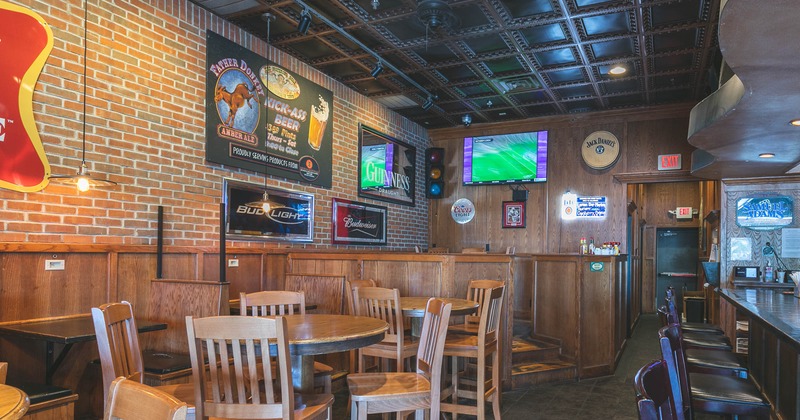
left=357, top=124, right=416, bottom=206
left=332, top=198, right=387, bottom=245
left=223, top=179, right=314, bottom=242
left=502, top=201, right=525, bottom=228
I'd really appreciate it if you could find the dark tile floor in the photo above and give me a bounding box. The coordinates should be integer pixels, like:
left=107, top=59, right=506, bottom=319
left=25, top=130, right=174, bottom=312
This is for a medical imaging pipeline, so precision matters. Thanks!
left=332, top=313, right=667, bottom=419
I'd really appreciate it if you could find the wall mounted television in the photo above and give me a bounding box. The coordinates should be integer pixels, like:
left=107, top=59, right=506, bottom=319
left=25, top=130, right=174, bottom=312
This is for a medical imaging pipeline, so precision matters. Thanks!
left=463, top=130, right=548, bottom=185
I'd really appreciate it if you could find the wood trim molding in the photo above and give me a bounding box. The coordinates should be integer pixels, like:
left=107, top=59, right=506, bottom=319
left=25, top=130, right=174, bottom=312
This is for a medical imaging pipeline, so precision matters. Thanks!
left=613, top=170, right=701, bottom=183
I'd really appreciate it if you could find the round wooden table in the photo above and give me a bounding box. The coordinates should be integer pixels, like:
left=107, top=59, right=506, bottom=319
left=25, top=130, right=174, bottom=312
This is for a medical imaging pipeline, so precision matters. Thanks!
left=266, top=314, right=388, bottom=394
left=0, top=384, right=29, bottom=420
left=400, top=297, right=480, bottom=336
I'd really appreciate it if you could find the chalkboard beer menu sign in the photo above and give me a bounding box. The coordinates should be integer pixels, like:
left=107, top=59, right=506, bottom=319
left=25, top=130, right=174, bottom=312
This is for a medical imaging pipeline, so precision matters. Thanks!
left=205, top=31, right=333, bottom=188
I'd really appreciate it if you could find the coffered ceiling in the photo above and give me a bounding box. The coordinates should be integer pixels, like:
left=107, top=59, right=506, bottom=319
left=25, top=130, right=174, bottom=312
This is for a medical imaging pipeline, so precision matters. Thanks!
left=189, top=0, right=722, bottom=129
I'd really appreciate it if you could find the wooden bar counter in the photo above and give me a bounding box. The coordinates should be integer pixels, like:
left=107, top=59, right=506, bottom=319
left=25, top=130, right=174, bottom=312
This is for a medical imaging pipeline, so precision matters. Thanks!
left=719, top=288, right=800, bottom=419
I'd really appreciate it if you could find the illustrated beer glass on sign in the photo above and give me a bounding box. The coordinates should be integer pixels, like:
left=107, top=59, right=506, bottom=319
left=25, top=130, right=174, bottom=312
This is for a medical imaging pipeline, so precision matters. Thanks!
left=308, top=95, right=329, bottom=151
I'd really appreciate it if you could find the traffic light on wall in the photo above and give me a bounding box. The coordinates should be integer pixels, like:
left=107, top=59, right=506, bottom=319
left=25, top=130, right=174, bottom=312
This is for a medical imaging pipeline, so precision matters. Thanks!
left=425, top=147, right=445, bottom=199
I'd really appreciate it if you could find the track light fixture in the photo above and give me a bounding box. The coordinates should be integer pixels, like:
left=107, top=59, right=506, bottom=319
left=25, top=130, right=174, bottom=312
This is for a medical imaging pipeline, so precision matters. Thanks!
left=462, top=114, right=472, bottom=127
left=421, top=95, right=435, bottom=111
left=292, top=0, right=435, bottom=107
left=370, top=61, right=383, bottom=78
left=297, top=8, right=312, bottom=34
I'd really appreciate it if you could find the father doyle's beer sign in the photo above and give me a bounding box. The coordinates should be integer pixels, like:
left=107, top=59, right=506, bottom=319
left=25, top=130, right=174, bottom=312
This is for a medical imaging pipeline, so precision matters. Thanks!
left=205, top=31, right=333, bottom=188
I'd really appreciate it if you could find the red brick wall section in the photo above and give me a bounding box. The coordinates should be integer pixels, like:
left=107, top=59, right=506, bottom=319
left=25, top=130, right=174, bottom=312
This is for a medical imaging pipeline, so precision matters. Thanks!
left=0, top=0, right=430, bottom=250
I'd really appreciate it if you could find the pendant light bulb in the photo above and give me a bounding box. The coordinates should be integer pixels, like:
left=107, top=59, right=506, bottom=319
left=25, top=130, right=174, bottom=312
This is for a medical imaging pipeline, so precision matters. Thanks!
left=262, top=201, right=271, bottom=213
left=77, top=177, right=91, bottom=192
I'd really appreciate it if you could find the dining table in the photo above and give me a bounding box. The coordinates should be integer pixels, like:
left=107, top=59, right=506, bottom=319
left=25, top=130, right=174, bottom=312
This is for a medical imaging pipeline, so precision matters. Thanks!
left=399, top=297, right=480, bottom=336
left=0, top=314, right=166, bottom=385
left=264, top=314, right=388, bottom=394
left=0, top=384, right=29, bottom=419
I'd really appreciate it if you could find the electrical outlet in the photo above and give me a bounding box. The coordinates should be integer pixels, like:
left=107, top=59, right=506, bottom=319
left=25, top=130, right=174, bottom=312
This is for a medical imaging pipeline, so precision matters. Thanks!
left=227, top=259, right=239, bottom=267
left=45, top=260, right=65, bottom=271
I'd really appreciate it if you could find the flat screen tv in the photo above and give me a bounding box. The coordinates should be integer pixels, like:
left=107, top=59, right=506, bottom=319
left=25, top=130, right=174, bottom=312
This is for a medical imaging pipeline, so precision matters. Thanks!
left=360, top=143, right=395, bottom=189
left=463, top=130, right=548, bottom=185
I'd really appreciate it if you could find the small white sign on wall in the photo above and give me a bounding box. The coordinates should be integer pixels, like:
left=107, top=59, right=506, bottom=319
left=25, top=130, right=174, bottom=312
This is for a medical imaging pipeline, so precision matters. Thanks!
left=782, top=228, right=800, bottom=258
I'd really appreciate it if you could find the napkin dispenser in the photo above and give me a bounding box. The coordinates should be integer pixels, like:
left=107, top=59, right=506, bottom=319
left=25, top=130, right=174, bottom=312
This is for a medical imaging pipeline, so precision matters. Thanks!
left=733, top=266, right=760, bottom=281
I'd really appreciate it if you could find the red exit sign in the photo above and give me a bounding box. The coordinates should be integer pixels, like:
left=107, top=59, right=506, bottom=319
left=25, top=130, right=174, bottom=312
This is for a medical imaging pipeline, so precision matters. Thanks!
left=658, top=154, right=682, bottom=170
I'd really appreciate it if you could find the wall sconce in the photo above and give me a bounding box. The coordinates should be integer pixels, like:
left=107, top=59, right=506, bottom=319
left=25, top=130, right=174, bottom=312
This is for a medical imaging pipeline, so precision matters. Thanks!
left=370, top=61, right=383, bottom=78
left=297, top=8, right=312, bottom=34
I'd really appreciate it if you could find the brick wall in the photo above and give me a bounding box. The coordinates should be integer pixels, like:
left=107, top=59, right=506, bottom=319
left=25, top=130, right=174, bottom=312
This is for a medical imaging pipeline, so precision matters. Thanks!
left=0, top=0, right=430, bottom=249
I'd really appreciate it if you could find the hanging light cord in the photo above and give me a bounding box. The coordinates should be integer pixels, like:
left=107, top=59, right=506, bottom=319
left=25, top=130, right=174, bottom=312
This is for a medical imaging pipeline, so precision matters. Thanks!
left=80, top=0, right=88, bottom=165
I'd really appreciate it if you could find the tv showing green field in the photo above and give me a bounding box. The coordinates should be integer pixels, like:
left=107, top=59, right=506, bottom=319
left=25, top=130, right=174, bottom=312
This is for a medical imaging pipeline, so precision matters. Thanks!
left=463, top=131, right=548, bottom=185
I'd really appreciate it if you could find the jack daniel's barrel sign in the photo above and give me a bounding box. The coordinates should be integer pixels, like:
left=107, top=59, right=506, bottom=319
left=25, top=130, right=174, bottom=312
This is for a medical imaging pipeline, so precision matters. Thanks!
left=581, top=131, right=620, bottom=170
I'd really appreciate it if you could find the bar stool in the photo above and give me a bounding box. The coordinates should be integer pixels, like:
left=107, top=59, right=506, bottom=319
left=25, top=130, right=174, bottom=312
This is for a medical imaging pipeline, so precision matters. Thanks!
left=441, top=285, right=504, bottom=420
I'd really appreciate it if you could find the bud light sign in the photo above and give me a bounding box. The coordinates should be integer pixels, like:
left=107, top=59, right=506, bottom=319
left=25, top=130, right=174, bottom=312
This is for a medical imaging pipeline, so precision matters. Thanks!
left=224, top=179, right=314, bottom=242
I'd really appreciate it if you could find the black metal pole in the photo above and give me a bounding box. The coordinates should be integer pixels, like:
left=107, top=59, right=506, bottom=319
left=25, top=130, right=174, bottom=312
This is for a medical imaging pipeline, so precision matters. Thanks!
left=220, top=202, right=226, bottom=283
left=156, top=205, right=163, bottom=279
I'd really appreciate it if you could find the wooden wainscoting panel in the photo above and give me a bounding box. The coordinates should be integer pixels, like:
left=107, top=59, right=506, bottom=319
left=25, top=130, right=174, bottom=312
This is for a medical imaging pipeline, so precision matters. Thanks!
left=532, top=258, right=580, bottom=360
left=159, top=254, right=198, bottom=280
left=116, top=253, right=158, bottom=320
left=512, top=256, right=534, bottom=319
left=0, top=253, right=108, bottom=321
left=203, top=253, right=264, bottom=298
left=142, top=279, right=228, bottom=353
left=284, top=273, right=346, bottom=314
left=361, top=260, right=442, bottom=297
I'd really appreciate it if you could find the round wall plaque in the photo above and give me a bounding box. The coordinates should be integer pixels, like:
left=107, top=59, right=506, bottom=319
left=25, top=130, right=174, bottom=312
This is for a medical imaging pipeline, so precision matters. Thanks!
left=451, top=198, right=476, bottom=224
left=581, top=131, right=620, bottom=170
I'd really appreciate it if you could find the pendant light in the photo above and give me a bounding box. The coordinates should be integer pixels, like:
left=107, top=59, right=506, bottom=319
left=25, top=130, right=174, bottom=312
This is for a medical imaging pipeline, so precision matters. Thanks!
left=245, top=13, right=276, bottom=213
left=49, top=0, right=117, bottom=192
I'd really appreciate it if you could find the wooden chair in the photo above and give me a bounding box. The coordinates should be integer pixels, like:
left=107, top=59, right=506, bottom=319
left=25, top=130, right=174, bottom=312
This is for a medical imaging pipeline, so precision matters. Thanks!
left=239, top=291, right=333, bottom=393
left=658, top=324, right=770, bottom=418
left=185, top=315, right=333, bottom=419
left=447, top=279, right=505, bottom=335
left=0, top=361, right=7, bottom=384
left=633, top=359, right=684, bottom=420
left=104, top=376, right=188, bottom=420
left=441, top=285, right=504, bottom=420
left=664, top=287, right=724, bottom=335
left=352, top=287, right=418, bottom=373
left=428, top=247, right=449, bottom=254
left=345, top=280, right=378, bottom=316
left=348, top=298, right=452, bottom=419
left=91, top=302, right=195, bottom=412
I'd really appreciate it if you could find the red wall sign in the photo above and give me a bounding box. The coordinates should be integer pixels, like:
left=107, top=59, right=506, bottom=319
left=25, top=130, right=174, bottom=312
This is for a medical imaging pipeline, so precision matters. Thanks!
left=658, top=154, right=682, bottom=171
left=0, top=1, right=53, bottom=192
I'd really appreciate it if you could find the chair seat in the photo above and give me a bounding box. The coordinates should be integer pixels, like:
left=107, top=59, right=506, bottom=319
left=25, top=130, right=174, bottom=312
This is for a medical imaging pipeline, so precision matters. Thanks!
left=206, top=392, right=333, bottom=420
left=447, top=323, right=479, bottom=335
left=681, top=322, right=724, bottom=335
left=689, top=372, right=769, bottom=407
left=442, top=334, right=496, bottom=357
left=348, top=372, right=431, bottom=401
left=686, top=348, right=747, bottom=375
left=682, top=331, right=732, bottom=350
left=362, top=337, right=419, bottom=359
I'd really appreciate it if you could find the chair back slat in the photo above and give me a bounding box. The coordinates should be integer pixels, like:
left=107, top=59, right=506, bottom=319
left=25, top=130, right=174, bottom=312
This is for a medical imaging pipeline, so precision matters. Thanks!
left=633, top=359, right=684, bottom=420
left=92, top=301, right=146, bottom=403
left=240, top=291, right=305, bottom=316
left=186, top=315, right=293, bottom=420
left=353, top=287, right=404, bottom=344
left=463, top=280, right=505, bottom=327
left=415, top=298, right=452, bottom=384
left=478, top=286, right=505, bottom=347
left=658, top=324, right=691, bottom=416
left=346, top=279, right=377, bottom=315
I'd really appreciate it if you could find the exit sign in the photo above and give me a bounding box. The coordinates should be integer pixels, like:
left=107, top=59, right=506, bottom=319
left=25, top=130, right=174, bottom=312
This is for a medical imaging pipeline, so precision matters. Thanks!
left=658, top=154, right=682, bottom=170
left=677, top=206, right=693, bottom=219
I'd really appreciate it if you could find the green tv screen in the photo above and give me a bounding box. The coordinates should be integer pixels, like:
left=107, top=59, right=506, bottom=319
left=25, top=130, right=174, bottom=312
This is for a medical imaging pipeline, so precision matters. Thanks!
left=463, top=131, right=548, bottom=185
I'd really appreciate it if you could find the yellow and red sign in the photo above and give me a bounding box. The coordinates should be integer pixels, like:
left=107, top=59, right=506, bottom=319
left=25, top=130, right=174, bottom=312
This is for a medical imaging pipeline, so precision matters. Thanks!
left=0, top=1, right=53, bottom=192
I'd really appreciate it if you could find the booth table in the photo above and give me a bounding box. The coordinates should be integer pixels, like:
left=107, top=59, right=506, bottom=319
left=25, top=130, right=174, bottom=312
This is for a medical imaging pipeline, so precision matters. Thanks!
left=0, top=314, right=166, bottom=385
left=400, top=297, right=480, bottom=336
left=0, top=384, right=29, bottom=419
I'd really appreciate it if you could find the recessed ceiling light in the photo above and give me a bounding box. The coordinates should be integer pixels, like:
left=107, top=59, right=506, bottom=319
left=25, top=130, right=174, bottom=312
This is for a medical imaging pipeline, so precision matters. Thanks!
left=759, top=153, right=775, bottom=158
left=790, top=119, right=800, bottom=126
left=609, top=65, right=627, bottom=75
